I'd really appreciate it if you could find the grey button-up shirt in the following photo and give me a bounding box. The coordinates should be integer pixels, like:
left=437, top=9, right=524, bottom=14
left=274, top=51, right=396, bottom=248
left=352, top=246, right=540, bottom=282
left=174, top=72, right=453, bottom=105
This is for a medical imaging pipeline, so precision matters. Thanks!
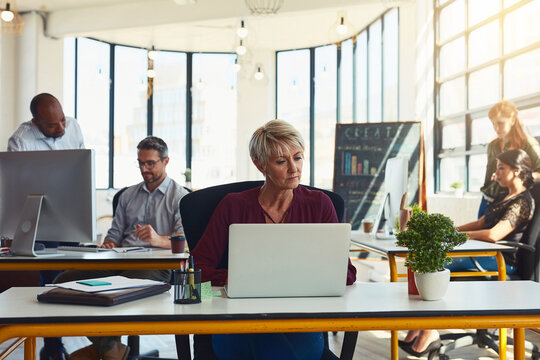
left=106, top=176, right=189, bottom=247
left=7, top=117, right=85, bottom=151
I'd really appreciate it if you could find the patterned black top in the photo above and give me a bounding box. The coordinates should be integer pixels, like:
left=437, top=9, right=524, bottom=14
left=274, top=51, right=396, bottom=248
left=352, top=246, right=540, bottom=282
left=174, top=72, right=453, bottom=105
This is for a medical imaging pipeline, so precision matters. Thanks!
left=484, top=190, right=535, bottom=265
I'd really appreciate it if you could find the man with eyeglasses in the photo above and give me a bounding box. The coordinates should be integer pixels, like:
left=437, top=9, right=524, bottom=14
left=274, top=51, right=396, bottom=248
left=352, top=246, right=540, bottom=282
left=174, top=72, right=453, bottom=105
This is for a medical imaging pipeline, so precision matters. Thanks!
left=7, top=93, right=84, bottom=151
left=57, top=136, right=189, bottom=360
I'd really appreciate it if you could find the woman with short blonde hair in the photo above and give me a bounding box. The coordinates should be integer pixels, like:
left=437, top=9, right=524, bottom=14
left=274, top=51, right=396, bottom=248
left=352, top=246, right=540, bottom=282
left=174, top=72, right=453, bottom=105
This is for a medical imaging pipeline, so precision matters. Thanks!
left=249, top=119, right=305, bottom=166
left=193, top=119, right=356, bottom=359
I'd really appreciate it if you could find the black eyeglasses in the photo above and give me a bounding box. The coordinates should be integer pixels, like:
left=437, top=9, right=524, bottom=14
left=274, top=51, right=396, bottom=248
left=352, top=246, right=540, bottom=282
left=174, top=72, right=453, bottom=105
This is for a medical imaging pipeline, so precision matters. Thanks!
left=136, top=159, right=163, bottom=169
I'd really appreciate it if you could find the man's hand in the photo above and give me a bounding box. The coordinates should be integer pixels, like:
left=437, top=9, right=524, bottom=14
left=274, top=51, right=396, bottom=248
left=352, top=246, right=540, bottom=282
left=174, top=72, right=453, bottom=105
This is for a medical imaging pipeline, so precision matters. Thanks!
left=101, top=239, right=118, bottom=249
left=134, top=224, right=169, bottom=248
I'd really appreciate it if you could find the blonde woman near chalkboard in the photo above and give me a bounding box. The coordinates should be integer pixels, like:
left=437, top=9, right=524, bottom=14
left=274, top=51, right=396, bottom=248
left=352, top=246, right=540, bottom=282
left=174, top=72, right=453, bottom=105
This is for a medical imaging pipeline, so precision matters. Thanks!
left=478, top=100, right=540, bottom=217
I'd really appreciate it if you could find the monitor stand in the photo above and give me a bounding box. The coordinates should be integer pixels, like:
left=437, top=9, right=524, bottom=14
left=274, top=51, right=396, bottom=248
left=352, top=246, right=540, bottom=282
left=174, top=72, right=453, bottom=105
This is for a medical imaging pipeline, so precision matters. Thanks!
left=10, top=195, right=63, bottom=257
left=372, top=192, right=397, bottom=240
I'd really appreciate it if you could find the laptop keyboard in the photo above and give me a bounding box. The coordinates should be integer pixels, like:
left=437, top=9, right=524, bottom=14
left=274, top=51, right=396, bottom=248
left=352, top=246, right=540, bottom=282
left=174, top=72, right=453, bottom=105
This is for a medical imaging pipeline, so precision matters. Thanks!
left=57, top=245, right=112, bottom=252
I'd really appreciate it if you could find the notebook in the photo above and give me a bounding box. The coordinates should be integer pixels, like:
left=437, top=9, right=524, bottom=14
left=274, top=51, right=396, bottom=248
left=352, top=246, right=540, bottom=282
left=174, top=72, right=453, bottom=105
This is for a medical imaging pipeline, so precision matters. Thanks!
left=225, top=223, right=351, bottom=298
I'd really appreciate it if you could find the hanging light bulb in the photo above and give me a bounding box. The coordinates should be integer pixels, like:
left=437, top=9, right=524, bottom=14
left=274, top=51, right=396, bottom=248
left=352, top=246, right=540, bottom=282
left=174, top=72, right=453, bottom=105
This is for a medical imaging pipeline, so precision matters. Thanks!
left=236, top=40, right=247, bottom=56
left=237, top=20, right=248, bottom=39
left=147, top=69, right=156, bottom=78
left=336, top=16, right=347, bottom=35
left=254, top=65, right=264, bottom=81
left=148, top=46, right=157, bottom=60
left=1, top=3, right=14, bottom=22
left=233, top=58, right=241, bottom=72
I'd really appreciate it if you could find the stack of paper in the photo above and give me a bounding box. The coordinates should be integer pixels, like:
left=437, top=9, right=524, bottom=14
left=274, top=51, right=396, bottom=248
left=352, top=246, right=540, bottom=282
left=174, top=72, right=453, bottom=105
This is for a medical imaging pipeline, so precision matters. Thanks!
left=47, top=275, right=166, bottom=293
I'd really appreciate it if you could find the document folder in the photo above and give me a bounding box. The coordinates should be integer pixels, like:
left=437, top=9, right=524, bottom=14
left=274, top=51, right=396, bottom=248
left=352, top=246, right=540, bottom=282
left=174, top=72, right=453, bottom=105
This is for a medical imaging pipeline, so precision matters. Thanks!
left=37, top=283, right=171, bottom=306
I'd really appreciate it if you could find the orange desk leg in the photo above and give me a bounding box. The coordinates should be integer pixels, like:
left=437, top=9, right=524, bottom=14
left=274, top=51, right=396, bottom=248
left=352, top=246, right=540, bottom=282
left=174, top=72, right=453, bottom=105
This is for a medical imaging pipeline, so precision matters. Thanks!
left=499, top=328, right=507, bottom=360
left=24, top=337, right=35, bottom=360
left=388, top=254, right=399, bottom=360
left=495, top=252, right=507, bottom=281
left=514, top=328, right=525, bottom=360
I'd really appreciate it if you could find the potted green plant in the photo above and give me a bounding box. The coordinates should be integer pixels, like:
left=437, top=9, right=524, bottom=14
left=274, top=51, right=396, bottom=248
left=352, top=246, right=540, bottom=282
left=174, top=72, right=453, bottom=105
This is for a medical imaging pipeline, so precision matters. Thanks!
left=450, top=180, right=463, bottom=197
left=396, top=206, right=468, bottom=300
left=183, top=168, right=192, bottom=188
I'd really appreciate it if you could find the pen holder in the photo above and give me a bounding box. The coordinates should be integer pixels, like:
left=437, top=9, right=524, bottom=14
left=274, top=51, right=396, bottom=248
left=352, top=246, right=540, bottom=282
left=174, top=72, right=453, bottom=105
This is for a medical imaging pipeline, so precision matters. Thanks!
left=173, top=269, right=202, bottom=304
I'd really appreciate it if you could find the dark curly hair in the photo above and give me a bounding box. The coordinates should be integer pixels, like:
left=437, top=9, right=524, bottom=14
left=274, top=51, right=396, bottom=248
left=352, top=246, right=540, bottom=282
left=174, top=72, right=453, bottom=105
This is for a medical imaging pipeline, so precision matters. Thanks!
left=496, top=149, right=534, bottom=188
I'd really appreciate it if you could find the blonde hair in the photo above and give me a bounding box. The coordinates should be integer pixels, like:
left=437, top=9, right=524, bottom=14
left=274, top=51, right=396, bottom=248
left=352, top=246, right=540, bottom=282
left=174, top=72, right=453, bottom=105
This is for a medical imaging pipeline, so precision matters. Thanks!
left=249, top=120, right=305, bottom=166
left=488, top=100, right=528, bottom=150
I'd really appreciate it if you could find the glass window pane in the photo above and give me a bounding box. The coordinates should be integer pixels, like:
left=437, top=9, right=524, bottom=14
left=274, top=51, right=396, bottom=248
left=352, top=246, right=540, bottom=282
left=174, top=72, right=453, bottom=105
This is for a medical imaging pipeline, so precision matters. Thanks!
left=277, top=49, right=311, bottom=182
left=439, top=77, right=465, bottom=116
left=521, top=106, right=540, bottom=137
left=504, top=48, right=540, bottom=99
left=76, top=38, right=110, bottom=189
left=469, top=154, right=487, bottom=192
left=439, top=36, right=465, bottom=78
left=468, top=20, right=499, bottom=68
left=152, top=51, right=187, bottom=186
left=469, top=0, right=499, bottom=27
left=383, top=8, right=399, bottom=122
left=440, top=156, right=465, bottom=191
left=355, top=31, right=368, bottom=123
left=191, top=54, right=238, bottom=189
left=113, top=46, right=148, bottom=189
left=468, top=64, right=500, bottom=109
left=439, top=0, right=465, bottom=43
left=368, top=20, right=382, bottom=123
left=504, top=1, right=540, bottom=54
left=314, top=45, right=337, bottom=189
left=62, top=38, right=75, bottom=117
left=471, top=116, right=496, bottom=145
left=340, top=39, right=353, bottom=124
left=441, top=122, right=465, bottom=149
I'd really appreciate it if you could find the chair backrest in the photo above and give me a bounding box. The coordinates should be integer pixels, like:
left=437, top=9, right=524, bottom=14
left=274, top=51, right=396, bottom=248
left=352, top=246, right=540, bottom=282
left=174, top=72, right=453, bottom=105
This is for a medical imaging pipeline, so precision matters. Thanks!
left=515, top=181, right=540, bottom=281
left=179, top=181, right=345, bottom=265
left=112, top=187, right=128, bottom=216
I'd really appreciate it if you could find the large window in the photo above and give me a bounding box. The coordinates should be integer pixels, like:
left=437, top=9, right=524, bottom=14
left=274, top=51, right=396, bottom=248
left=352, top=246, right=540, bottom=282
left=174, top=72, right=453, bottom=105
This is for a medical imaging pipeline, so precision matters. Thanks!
left=67, top=38, right=238, bottom=189
left=435, top=0, right=540, bottom=193
left=276, top=8, right=400, bottom=188
left=191, top=53, right=238, bottom=188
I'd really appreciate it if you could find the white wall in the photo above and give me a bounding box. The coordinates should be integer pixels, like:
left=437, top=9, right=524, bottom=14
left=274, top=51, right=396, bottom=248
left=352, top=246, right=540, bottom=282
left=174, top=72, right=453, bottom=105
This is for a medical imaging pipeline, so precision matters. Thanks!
left=0, top=12, right=64, bottom=150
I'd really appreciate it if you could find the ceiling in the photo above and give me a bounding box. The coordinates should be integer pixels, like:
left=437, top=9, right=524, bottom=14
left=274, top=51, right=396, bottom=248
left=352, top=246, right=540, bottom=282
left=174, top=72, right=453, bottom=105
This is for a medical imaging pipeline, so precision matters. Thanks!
left=12, top=0, right=403, bottom=52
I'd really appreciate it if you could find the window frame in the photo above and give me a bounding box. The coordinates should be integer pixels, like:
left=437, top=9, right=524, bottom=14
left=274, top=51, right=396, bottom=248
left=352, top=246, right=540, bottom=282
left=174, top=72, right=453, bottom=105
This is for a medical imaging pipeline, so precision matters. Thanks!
left=70, top=38, right=236, bottom=189
left=434, top=0, right=540, bottom=193
left=275, top=8, right=400, bottom=186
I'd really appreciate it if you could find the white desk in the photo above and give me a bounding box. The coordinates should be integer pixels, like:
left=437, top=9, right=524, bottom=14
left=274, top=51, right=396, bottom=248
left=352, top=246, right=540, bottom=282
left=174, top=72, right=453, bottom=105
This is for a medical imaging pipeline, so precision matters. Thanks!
left=350, top=230, right=515, bottom=359
left=0, top=281, right=539, bottom=360
left=351, top=231, right=513, bottom=281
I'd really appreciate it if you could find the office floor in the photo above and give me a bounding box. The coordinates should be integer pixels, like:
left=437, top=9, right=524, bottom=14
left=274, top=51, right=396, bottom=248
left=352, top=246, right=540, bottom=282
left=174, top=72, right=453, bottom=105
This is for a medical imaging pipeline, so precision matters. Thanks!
left=0, top=259, right=539, bottom=359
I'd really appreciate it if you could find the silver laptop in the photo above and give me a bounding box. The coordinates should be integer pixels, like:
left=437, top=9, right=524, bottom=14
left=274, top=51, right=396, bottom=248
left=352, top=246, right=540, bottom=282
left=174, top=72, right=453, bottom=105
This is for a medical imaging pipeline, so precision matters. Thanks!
left=225, top=223, right=351, bottom=298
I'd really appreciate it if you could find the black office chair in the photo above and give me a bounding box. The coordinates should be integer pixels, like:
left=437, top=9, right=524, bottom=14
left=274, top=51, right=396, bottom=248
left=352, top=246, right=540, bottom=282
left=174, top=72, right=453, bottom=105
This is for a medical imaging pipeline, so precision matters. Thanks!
left=174, top=180, right=357, bottom=360
left=438, top=181, right=540, bottom=360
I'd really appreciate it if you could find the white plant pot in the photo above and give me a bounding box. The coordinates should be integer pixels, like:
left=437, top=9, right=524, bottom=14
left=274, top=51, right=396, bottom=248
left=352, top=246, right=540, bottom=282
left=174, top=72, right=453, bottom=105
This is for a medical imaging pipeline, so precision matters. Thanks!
left=414, top=268, right=451, bottom=301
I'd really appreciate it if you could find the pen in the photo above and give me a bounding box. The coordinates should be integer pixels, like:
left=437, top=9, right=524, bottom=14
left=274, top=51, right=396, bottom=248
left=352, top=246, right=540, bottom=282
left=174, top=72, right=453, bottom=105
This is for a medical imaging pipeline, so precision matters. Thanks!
left=188, top=256, right=195, bottom=299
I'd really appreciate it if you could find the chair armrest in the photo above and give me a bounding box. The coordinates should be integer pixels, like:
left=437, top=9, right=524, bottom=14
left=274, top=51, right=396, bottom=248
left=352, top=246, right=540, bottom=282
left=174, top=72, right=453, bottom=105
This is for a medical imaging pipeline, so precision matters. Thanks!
left=497, top=240, right=536, bottom=253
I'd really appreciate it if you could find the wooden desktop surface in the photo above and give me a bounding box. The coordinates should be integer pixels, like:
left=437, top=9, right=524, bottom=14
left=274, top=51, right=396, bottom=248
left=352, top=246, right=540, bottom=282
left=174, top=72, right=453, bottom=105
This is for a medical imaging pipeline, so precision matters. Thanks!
left=0, top=249, right=188, bottom=271
left=0, top=281, right=539, bottom=360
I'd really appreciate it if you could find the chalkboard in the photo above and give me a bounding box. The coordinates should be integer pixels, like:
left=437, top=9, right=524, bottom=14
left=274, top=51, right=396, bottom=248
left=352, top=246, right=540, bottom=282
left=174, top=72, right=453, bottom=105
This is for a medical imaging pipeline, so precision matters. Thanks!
left=333, top=122, right=423, bottom=230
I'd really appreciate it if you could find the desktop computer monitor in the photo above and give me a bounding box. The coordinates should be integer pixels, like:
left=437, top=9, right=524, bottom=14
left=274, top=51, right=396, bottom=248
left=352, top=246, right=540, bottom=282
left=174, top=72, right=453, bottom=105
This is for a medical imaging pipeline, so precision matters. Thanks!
left=373, top=156, right=408, bottom=239
left=0, top=150, right=96, bottom=256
